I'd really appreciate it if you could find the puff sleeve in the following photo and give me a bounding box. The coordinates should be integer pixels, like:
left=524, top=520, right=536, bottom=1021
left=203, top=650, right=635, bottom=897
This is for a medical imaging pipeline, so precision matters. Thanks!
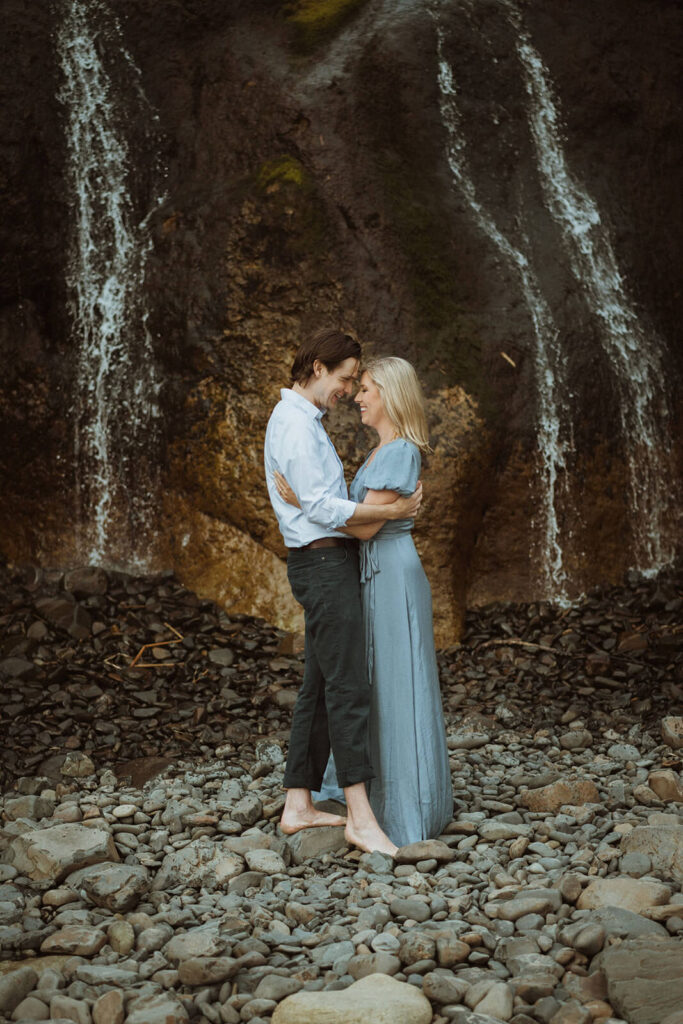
left=362, top=440, right=420, bottom=496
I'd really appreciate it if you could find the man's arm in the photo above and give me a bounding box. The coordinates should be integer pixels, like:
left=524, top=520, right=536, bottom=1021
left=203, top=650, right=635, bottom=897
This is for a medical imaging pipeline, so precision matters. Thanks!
left=277, top=423, right=356, bottom=532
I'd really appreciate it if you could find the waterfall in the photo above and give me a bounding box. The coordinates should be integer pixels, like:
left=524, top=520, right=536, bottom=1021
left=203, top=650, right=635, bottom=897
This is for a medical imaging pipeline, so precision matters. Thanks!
left=56, top=0, right=161, bottom=567
left=434, top=23, right=572, bottom=600
left=515, top=28, right=678, bottom=574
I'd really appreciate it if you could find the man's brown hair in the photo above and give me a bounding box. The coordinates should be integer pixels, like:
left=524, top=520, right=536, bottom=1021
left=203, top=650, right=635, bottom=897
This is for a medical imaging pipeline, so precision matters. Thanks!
left=291, top=328, right=361, bottom=384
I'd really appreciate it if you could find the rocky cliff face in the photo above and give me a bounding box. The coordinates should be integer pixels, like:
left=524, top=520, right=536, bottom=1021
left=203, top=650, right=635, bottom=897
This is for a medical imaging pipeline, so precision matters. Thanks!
left=1, top=0, right=681, bottom=642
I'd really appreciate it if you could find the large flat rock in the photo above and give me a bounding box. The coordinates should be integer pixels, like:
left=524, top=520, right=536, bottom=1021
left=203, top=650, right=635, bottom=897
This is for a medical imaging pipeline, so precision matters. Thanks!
left=595, top=935, right=683, bottom=1024
left=577, top=876, right=671, bottom=913
left=6, top=825, right=119, bottom=883
left=620, top=825, right=683, bottom=882
left=66, top=861, right=150, bottom=911
left=40, top=924, right=106, bottom=956
left=521, top=778, right=599, bottom=813
left=163, top=922, right=231, bottom=963
left=0, top=956, right=74, bottom=979
left=272, top=972, right=432, bottom=1024
left=588, top=906, right=668, bottom=940
left=152, top=838, right=244, bottom=890
left=125, top=991, right=189, bottom=1024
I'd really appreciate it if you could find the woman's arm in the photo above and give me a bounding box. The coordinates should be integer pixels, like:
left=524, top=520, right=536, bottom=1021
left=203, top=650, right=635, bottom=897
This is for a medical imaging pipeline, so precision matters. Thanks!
left=339, top=489, right=398, bottom=540
left=274, top=471, right=421, bottom=529
left=275, top=472, right=388, bottom=539
left=274, top=472, right=301, bottom=509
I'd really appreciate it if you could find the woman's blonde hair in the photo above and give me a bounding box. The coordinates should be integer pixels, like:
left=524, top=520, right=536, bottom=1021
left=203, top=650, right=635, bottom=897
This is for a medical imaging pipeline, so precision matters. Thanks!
left=364, top=356, right=432, bottom=453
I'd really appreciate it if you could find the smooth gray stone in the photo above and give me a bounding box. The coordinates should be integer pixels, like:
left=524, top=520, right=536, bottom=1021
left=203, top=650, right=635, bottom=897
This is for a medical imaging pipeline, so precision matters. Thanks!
left=422, top=970, right=469, bottom=1005
left=357, top=904, right=392, bottom=930
left=231, top=794, right=263, bottom=826
left=254, top=975, right=303, bottom=1001
left=310, top=940, right=355, bottom=968
left=558, top=921, right=606, bottom=957
left=515, top=913, right=545, bottom=931
left=347, top=952, right=401, bottom=980
left=390, top=897, right=431, bottom=922
left=73, top=965, right=138, bottom=987
left=4, top=796, right=56, bottom=821
left=285, top=827, right=347, bottom=865
left=448, top=733, right=491, bottom=750
left=608, top=743, right=641, bottom=761
left=126, top=991, right=189, bottom=1024
left=66, top=861, right=150, bottom=912
left=359, top=850, right=395, bottom=875
left=229, top=871, right=265, bottom=895
left=589, top=905, right=668, bottom=940
left=444, top=1009, right=512, bottom=1024
left=620, top=851, right=652, bottom=877
left=0, top=966, right=38, bottom=1013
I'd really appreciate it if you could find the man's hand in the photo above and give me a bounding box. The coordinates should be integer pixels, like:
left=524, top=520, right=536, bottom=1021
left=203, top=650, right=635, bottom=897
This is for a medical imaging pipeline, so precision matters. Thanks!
left=390, top=481, right=422, bottom=520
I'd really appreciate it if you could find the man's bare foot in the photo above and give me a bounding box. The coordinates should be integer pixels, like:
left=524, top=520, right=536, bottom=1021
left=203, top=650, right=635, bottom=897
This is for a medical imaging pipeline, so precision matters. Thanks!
left=280, top=807, right=346, bottom=835
left=345, top=821, right=398, bottom=857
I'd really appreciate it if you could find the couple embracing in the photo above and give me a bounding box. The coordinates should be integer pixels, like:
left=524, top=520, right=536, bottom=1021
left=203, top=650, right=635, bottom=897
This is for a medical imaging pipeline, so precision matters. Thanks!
left=264, top=327, right=452, bottom=856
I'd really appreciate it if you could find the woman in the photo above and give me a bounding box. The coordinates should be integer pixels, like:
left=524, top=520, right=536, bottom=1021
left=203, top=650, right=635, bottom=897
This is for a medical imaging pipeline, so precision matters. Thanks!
left=276, top=356, right=452, bottom=847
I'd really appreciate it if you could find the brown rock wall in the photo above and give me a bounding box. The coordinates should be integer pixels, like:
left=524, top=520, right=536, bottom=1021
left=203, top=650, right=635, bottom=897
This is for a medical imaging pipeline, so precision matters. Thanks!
left=161, top=491, right=303, bottom=633
left=0, top=0, right=681, bottom=638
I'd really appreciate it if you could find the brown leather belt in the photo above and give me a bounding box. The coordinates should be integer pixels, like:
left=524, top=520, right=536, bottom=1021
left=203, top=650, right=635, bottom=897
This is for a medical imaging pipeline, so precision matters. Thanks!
left=290, top=537, right=346, bottom=552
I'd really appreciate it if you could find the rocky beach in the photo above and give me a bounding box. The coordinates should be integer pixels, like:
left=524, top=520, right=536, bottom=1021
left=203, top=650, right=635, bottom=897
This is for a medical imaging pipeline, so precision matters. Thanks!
left=0, top=562, right=681, bottom=1024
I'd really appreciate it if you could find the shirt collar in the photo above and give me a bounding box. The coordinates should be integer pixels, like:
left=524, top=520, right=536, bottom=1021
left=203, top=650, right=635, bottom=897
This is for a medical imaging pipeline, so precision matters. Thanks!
left=280, top=387, right=325, bottom=421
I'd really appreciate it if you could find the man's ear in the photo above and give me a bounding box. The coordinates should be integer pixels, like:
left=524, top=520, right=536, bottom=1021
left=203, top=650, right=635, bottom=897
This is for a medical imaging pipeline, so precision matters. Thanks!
left=312, top=358, right=325, bottom=379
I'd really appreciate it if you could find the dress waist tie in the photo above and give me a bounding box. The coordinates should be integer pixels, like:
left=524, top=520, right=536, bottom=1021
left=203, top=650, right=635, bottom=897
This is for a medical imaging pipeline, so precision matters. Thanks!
left=359, top=539, right=380, bottom=685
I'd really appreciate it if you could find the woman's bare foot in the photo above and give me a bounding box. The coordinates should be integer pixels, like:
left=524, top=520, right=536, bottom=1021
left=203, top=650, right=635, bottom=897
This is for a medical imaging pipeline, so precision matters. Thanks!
left=344, top=820, right=398, bottom=857
left=280, top=806, right=346, bottom=835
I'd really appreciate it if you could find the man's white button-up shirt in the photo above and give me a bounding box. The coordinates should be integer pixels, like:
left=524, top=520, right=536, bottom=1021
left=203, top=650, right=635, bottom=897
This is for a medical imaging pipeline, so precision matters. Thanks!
left=264, top=388, right=357, bottom=548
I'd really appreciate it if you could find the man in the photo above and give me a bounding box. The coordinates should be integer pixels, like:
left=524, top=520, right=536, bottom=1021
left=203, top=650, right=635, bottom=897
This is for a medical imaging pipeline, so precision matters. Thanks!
left=264, top=327, right=422, bottom=855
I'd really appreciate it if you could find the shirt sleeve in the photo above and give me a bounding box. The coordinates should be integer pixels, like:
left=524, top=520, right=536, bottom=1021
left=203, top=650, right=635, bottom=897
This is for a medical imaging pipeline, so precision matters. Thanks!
left=278, top=420, right=357, bottom=530
left=362, top=441, right=420, bottom=497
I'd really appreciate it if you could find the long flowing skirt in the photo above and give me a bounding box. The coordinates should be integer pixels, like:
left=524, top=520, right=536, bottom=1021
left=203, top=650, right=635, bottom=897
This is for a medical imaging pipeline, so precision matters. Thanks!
left=314, top=532, right=452, bottom=847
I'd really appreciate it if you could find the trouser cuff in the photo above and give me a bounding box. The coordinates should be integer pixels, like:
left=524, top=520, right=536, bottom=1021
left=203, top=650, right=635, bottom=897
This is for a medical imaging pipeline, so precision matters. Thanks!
left=334, top=764, right=375, bottom=789
left=284, top=764, right=374, bottom=792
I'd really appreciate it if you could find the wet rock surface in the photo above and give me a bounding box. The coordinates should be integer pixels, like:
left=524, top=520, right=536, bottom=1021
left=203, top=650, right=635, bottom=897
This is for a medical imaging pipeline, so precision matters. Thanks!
left=2, top=0, right=682, bottom=635
left=0, top=562, right=681, bottom=1024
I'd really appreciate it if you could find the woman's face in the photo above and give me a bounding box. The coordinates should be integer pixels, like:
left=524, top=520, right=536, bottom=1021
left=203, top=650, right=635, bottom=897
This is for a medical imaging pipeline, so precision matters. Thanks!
left=354, top=371, right=384, bottom=429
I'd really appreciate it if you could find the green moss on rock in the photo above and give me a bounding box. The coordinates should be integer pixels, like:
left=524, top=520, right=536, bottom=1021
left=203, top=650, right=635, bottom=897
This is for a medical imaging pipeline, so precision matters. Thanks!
left=250, top=154, right=328, bottom=263
left=257, top=156, right=306, bottom=190
left=284, top=0, right=369, bottom=52
left=377, top=152, right=491, bottom=408
left=380, top=157, right=460, bottom=331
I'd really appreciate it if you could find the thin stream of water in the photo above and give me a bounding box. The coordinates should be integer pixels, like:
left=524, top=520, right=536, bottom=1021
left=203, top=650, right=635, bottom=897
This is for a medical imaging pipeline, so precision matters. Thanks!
left=435, top=22, right=572, bottom=600
left=515, top=28, right=677, bottom=574
left=54, top=0, right=677, bottom=583
left=56, top=0, right=160, bottom=567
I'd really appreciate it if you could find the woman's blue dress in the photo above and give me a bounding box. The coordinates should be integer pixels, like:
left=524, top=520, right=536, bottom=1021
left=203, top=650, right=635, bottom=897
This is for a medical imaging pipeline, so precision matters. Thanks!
left=314, top=439, right=452, bottom=847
